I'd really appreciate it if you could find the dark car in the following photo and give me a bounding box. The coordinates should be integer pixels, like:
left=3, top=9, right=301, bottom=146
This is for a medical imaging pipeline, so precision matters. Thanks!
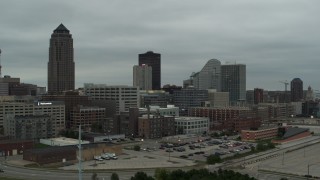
left=180, top=155, right=188, bottom=158
left=166, top=149, right=173, bottom=152
left=0, top=169, right=4, bottom=173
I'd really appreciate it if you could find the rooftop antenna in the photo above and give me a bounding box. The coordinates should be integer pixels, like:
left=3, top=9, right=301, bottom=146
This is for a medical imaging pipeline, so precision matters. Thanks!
left=0, top=49, right=2, bottom=77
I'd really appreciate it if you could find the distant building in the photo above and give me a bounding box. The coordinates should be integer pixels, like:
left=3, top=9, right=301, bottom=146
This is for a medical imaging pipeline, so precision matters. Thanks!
left=40, top=137, right=90, bottom=146
left=175, top=117, right=209, bottom=135
left=302, top=101, right=319, bottom=117
left=140, top=90, right=170, bottom=108
left=48, top=24, right=75, bottom=94
left=254, top=88, right=264, bottom=104
left=207, top=89, right=229, bottom=107
left=70, top=105, right=106, bottom=131
left=133, top=64, right=152, bottom=90
left=10, top=83, right=37, bottom=96
left=290, top=78, right=303, bottom=102
left=139, top=51, right=161, bottom=90
left=42, top=91, right=91, bottom=128
left=0, top=75, right=20, bottom=96
left=0, top=101, right=65, bottom=137
left=188, top=106, right=256, bottom=130
left=4, top=115, right=53, bottom=140
left=173, top=87, right=208, bottom=115
left=84, top=84, right=140, bottom=114
left=185, top=59, right=221, bottom=90
left=221, top=64, right=246, bottom=104
left=305, top=86, right=314, bottom=101
left=241, top=127, right=279, bottom=141
left=138, top=114, right=175, bottom=139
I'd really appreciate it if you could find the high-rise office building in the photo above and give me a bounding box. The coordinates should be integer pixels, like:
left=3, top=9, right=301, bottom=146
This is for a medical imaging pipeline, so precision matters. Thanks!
left=133, top=64, right=152, bottom=90
left=183, top=59, right=221, bottom=90
left=48, top=24, right=75, bottom=94
left=291, top=78, right=303, bottom=102
left=138, top=51, right=161, bottom=90
left=221, top=64, right=246, bottom=104
left=193, top=59, right=221, bottom=90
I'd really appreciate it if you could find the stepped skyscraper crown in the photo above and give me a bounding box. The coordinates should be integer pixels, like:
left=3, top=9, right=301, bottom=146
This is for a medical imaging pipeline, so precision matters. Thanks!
left=48, top=24, right=75, bottom=94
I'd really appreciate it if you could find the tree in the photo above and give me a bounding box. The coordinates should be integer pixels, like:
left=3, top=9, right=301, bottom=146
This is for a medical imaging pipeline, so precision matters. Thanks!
left=207, top=155, right=222, bottom=164
left=134, top=145, right=141, bottom=151
left=154, top=168, right=169, bottom=180
left=131, top=171, right=154, bottom=180
left=111, top=173, right=119, bottom=180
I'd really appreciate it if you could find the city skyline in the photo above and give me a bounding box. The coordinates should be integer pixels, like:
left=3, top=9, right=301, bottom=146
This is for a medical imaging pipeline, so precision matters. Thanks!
left=0, top=1, right=320, bottom=90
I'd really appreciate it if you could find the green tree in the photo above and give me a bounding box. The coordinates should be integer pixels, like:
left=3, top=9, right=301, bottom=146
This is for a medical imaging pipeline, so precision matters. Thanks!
left=154, top=168, right=169, bottom=180
left=206, top=154, right=222, bottom=164
left=134, top=145, right=141, bottom=151
left=111, top=172, right=119, bottom=180
left=131, top=171, right=155, bottom=180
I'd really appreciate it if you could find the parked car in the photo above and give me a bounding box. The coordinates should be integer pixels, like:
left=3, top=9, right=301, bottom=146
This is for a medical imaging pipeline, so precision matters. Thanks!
left=94, top=156, right=103, bottom=161
left=180, top=155, right=188, bottom=158
left=0, top=169, right=4, bottom=173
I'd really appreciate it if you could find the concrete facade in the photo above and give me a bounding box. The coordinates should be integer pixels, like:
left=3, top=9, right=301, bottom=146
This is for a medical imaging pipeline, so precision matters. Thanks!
left=175, top=116, right=209, bottom=135
left=133, top=64, right=152, bottom=90
left=84, top=83, right=140, bottom=114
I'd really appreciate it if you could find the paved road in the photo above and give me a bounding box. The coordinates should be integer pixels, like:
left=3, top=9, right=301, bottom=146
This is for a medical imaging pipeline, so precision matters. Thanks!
left=0, top=162, right=155, bottom=180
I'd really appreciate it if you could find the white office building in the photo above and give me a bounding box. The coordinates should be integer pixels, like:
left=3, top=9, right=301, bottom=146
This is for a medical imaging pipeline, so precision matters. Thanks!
left=175, top=117, right=209, bottom=135
left=0, top=101, right=65, bottom=137
left=133, top=64, right=152, bottom=90
left=84, top=83, right=140, bottom=114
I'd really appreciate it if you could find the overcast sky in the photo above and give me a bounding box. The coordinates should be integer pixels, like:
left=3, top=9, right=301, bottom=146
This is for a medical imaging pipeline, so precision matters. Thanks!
left=1, top=0, right=320, bottom=91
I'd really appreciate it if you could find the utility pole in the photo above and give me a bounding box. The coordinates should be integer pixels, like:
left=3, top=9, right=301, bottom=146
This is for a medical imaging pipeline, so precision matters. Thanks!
left=78, top=125, right=82, bottom=180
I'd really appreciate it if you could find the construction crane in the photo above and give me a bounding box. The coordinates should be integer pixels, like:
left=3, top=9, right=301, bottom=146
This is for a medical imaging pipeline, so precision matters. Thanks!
left=279, top=80, right=289, bottom=93
left=279, top=80, right=289, bottom=118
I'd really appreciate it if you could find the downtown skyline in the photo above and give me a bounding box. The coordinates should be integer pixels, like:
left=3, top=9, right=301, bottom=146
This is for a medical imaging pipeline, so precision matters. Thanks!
left=0, top=0, right=320, bottom=90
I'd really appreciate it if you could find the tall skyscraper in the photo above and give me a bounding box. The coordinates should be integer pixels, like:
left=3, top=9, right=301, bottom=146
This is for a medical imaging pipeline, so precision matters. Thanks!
left=138, top=51, right=161, bottom=90
left=291, top=78, right=303, bottom=102
left=133, top=64, right=152, bottom=90
left=221, top=64, right=246, bottom=104
left=188, top=59, right=221, bottom=90
left=48, top=24, right=75, bottom=94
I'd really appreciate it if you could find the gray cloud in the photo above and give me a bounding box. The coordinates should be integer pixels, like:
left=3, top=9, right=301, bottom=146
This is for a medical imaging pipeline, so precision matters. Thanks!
left=1, top=0, right=320, bottom=91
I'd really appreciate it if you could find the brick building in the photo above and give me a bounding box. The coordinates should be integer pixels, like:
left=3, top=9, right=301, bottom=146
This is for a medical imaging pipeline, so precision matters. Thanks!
left=241, top=127, right=279, bottom=141
left=138, top=114, right=175, bottom=139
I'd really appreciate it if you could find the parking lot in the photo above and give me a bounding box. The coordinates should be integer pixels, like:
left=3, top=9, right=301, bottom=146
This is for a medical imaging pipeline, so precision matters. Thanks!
left=62, top=136, right=253, bottom=171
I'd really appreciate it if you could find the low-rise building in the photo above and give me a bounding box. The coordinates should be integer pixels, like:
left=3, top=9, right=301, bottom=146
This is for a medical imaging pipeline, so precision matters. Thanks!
left=138, top=114, right=175, bottom=139
left=40, top=137, right=90, bottom=146
left=175, top=117, right=209, bottom=135
left=70, top=105, right=106, bottom=131
left=4, top=115, right=53, bottom=140
left=241, top=127, right=278, bottom=141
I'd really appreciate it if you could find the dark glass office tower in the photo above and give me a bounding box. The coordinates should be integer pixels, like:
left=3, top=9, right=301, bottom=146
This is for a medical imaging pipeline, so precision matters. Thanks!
left=291, top=78, right=303, bottom=102
left=138, top=51, right=161, bottom=90
left=48, top=24, right=75, bottom=94
left=221, top=64, right=246, bottom=104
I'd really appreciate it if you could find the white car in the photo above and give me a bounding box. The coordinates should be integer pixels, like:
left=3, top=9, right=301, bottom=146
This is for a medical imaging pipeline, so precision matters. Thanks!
left=94, top=156, right=103, bottom=161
